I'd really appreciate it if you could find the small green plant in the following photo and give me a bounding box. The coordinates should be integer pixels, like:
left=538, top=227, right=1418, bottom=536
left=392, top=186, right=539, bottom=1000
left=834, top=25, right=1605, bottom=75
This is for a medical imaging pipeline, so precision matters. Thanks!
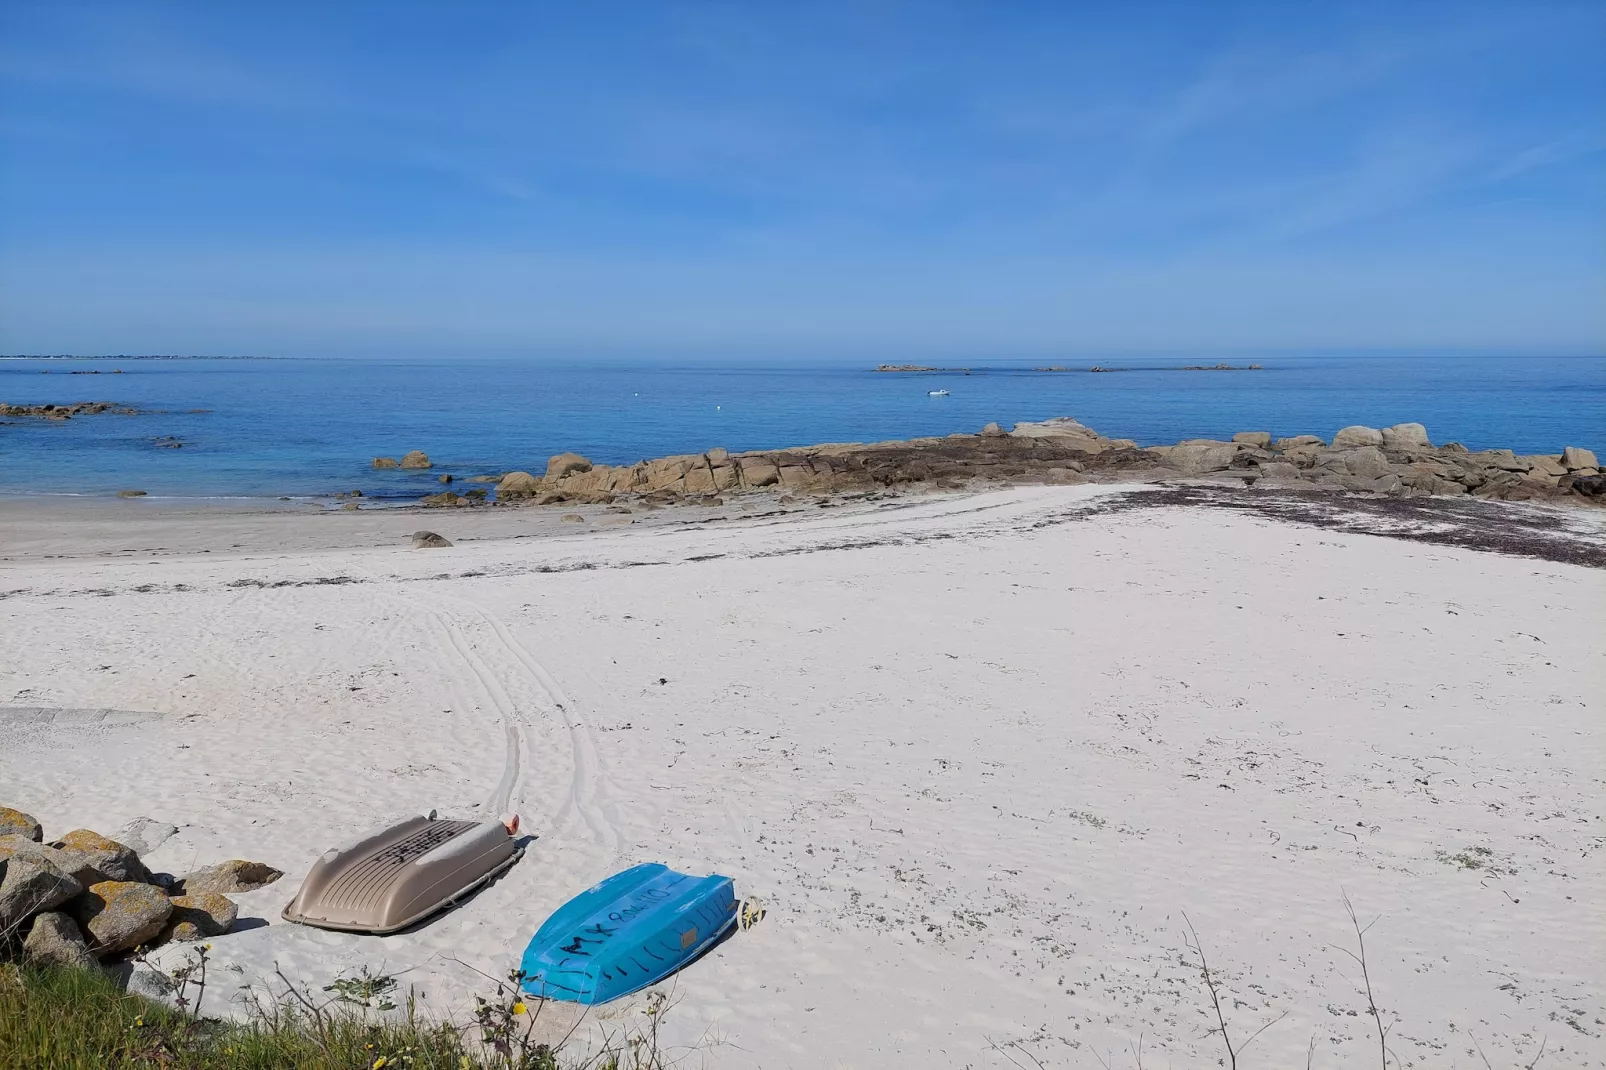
left=324, top=964, right=400, bottom=1012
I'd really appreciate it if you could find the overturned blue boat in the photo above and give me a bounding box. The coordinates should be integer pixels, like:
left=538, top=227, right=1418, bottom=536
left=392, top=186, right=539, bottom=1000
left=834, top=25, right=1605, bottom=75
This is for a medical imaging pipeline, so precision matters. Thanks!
left=519, top=863, right=737, bottom=1005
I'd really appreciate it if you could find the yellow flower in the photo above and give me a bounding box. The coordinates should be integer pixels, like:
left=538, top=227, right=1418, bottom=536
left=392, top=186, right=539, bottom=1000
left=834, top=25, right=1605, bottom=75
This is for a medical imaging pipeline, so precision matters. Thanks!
left=372, top=1058, right=388, bottom=1069
left=512, top=1001, right=527, bottom=1016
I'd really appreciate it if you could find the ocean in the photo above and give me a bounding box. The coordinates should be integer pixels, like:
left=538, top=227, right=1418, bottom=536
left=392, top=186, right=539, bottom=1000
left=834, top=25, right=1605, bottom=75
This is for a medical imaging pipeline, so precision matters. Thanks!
left=1, top=354, right=1602, bottom=500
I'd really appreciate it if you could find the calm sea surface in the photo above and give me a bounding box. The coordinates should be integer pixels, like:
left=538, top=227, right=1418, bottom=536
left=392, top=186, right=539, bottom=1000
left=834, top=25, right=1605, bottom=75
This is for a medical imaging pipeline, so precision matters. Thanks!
left=1, top=355, right=1601, bottom=500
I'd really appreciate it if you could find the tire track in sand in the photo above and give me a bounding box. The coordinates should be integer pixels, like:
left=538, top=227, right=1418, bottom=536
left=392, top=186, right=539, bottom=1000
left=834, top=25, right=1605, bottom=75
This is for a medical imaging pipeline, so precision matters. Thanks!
left=346, top=560, right=618, bottom=855
left=340, top=562, right=529, bottom=817
left=436, top=596, right=621, bottom=857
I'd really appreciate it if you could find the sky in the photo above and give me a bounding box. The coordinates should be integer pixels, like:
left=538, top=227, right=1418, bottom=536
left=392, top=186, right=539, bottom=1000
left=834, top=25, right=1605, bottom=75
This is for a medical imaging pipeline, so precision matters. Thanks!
left=1, top=1, right=1602, bottom=358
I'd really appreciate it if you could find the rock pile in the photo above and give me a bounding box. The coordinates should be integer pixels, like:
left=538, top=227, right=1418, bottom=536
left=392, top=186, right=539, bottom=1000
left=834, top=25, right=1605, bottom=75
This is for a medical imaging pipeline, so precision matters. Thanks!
left=392, top=420, right=1602, bottom=509
left=373, top=450, right=433, bottom=469
left=1145, top=424, right=1602, bottom=502
left=0, top=806, right=280, bottom=969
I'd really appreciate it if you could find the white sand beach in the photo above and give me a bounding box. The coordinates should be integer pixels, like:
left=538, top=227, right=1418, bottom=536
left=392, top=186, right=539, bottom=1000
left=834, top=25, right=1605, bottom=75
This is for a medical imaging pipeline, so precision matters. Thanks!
left=2, top=485, right=1602, bottom=1068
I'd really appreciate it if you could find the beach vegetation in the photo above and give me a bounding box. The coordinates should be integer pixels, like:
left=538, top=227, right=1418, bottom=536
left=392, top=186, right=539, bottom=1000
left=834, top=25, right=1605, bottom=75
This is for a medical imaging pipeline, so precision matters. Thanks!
left=0, top=950, right=675, bottom=1070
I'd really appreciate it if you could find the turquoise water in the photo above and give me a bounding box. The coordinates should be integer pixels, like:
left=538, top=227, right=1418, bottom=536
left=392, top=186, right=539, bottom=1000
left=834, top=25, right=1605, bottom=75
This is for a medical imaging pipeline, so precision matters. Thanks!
left=1, top=355, right=1601, bottom=499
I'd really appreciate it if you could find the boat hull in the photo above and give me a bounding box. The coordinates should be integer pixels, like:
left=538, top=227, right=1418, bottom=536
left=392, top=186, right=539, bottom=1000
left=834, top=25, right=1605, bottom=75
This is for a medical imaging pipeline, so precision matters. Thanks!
left=519, top=863, right=737, bottom=1005
left=282, top=815, right=521, bottom=935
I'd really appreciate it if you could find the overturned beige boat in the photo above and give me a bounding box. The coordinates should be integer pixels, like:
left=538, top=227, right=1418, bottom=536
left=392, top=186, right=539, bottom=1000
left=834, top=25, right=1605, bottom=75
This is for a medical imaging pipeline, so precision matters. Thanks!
left=282, top=814, right=523, bottom=934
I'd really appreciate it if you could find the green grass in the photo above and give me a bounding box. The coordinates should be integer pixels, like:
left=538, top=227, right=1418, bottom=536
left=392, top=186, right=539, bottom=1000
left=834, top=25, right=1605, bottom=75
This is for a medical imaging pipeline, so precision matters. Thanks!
left=0, top=960, right=626, bottom=1069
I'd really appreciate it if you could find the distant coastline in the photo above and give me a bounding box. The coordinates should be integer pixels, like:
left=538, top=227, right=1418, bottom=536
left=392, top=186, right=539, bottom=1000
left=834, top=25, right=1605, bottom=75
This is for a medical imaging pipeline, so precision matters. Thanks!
left=0, top=354, right=275, bottom=360
left=874, top=362, right=1264, bottom=373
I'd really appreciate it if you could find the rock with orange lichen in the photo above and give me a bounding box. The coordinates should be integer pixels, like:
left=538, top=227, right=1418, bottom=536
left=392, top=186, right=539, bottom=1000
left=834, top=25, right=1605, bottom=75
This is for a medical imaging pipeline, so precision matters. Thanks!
left=72, top=880, right=172, bottom=956
left=50, top=829, right=151, bottom=885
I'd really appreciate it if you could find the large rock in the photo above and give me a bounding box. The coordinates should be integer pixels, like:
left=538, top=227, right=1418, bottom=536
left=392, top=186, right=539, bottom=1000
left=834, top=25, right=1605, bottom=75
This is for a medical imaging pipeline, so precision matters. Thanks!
left=51, top=829, right=151, bottom=885
left=0, top=851, right=82, bottom=929
left=1232, top=432, right=1272, bottom=448
left=1254, top=462, right=1302, bottom=482
left=73, top=881, right=172, bottom=956
left=178, top=859, right=282, bottom=896
left=1570, top=473, right=1606, bottom=496
left=22, top=910, right=98, bottom=970
left=1466, top=449, right=1530, bottom=472
left=410, top=531, right=452, bottom=549
left=1562, top=446, right=1598, bottom=471
left=978, top=422, right=1006, bottom=438
left=1316, top=446, right=1393, bottom=481
left=1332, top=425, right=1384, bottom=449
left=738, top=457, right=780, bottom=488
left=1164, top=442, right=1239, bottom=474
left=546, top=452, right=593, bottom=480
left=0, top=807, right=41, bottom=841
left=496, top=471, right=542, bottom=500
left=1010, top=417, right=1099, bottom=440
left=1380, top=423, right=1431, bottom=450
left=1369, top=473, right=1404, bottom=495
left=778, top=464, right=820, bottom=489
left=419, top=491, right=460, bottom=507
left=1522, top=455, right=1567, bottom=477
left=159, top=892, right=238, bottom=943
left=1274, top=435, right=1324, bottom=451
left=681, top=462, right=717, bottom=494
left=399, top=450, right=432, bottom=469
left=372, top=457, right=399, bottom=469
left=0, top=835, right=72, bottom=866
left=113, top=818, right=178, bottom=858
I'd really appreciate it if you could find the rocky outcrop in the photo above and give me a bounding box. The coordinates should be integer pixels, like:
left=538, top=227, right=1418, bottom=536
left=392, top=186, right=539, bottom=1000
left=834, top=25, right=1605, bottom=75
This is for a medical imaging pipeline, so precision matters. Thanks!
left=372, top=457, right=399, bottom=468
left=0, top=807, right=41, bottom=841
left=411, top=531, right=452, bottom=549
left=456, top=419, right=1602, bottom=510
left=178, top=859, right=282, bottom=896
left=399, top=450, right=432, bottom=469
left=0, top=401, right=137, bottom=419
left=73, top=881, right=172, bottom=956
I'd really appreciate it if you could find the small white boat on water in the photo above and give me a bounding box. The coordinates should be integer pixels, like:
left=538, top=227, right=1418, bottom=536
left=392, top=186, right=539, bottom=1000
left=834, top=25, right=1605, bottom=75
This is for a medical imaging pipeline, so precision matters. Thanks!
left=928, top=389, right=950, bottom=397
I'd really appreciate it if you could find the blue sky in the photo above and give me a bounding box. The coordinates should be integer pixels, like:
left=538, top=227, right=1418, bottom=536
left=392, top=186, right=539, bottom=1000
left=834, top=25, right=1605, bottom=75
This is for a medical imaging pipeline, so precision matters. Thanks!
left=1, top=1, right=1602, bottom=357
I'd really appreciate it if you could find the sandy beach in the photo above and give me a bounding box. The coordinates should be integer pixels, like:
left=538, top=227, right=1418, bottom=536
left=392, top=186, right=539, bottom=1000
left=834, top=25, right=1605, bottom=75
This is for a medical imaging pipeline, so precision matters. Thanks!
left=2, top=484, right=1603, bottom=1068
